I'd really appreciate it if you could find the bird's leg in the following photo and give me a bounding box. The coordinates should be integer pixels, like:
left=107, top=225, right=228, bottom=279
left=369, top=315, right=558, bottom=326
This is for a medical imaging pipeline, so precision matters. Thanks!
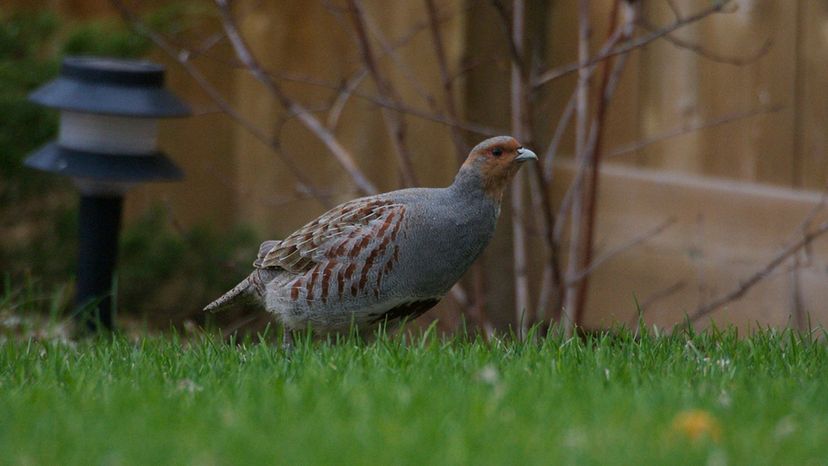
left=281, top=326, right=294, bottom=353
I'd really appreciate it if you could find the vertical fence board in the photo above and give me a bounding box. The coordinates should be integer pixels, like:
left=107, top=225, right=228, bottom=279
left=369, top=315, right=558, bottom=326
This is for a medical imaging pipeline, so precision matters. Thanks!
left=697, top=0, right=797, bottom=186
left=796, top=1, right=828, bottom=189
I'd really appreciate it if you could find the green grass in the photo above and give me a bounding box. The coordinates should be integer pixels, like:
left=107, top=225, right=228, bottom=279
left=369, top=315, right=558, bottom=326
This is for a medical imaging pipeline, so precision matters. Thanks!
left=1, top=327, right=827, bottom=465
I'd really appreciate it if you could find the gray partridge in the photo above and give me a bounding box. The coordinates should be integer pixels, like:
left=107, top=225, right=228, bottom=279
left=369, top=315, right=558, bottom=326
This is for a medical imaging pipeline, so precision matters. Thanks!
left=205, top=136, right=537, bottom=334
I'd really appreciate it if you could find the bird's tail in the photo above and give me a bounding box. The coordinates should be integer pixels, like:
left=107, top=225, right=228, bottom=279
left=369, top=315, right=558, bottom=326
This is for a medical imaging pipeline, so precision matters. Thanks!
left=203, top=275, right=253, bottom=312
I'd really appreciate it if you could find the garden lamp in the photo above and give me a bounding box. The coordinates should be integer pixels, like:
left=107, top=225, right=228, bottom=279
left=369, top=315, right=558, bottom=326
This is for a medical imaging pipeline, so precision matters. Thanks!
left=25, top=56, right=191, bottom=331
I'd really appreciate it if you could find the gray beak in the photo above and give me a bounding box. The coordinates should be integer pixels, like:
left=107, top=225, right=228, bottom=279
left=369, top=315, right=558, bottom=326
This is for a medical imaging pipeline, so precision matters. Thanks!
left=514, top=147, right=538, bottom=163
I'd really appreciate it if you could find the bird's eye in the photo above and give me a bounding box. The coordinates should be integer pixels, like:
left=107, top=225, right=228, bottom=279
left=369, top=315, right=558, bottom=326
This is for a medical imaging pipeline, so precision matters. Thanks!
left=492, top=148, right=503, bottom=157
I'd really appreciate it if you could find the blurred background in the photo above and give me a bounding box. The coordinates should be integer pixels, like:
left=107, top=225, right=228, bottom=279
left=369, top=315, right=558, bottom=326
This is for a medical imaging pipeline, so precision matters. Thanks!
left=3, top=0, right=827, bottom=337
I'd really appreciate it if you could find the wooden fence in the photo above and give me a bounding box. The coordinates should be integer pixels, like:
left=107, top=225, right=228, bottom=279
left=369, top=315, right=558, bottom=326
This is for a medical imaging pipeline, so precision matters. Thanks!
left=14, top=0, right=828, bottom=330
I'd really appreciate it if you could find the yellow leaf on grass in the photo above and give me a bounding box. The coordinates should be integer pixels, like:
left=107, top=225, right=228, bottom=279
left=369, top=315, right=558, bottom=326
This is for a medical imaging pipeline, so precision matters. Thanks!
left=671, top=410, right=722, bottom=442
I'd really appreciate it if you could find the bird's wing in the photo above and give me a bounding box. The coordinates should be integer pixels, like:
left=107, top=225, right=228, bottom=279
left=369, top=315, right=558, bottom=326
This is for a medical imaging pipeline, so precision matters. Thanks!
left=254, top=196, right=406, bottom=274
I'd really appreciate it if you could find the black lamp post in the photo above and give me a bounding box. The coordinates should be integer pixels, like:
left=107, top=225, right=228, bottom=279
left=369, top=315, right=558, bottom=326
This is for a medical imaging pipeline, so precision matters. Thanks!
left=25, top=56, right=191, bottom=331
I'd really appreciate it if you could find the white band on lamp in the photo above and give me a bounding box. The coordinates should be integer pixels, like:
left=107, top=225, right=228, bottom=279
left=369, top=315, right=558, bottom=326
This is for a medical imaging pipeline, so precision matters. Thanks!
left=58, top=111, right=159, bottom=155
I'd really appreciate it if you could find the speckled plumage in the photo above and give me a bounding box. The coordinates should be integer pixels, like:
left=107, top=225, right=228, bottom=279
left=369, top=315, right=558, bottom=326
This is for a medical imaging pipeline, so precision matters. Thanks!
left=204, top=136, right=537, bottom=333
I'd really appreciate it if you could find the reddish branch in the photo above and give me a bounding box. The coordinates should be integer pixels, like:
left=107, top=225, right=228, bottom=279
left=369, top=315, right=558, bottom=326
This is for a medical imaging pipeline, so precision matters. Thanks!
left=561, top=0, right=594, bottom=336
left=529, top=166, right=564, bottom=323
left=571, top=0, right=635, bottom=328
left=509, top=0, right=531, bottom=339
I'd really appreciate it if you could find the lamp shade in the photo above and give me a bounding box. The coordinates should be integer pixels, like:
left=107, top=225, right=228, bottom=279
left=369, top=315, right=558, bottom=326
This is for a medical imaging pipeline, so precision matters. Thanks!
left=25, top=144, right=183, bottom=182
left=29, top=56, right=191, bottom=117
left=24, top=56, right=190, bottom=184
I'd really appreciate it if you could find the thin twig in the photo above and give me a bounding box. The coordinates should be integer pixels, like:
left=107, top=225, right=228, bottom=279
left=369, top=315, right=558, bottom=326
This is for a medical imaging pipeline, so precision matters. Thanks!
left=327, top=71, right=368, bottom=131
left=110, top=0, right=329, bottom=204
left=607, top=105, right=783, bottom=158
left=571, top=0, right=634, bottom=328
left=543, top=89, right=577, bottom=182
left=490, top=0, right=523, bottom=70
left=664, top=0, right=681, bottom=20
left=638, top=18, right=772, bottom=66
left=361, top=7, right=438, bottom=109
left=215, top=0, right=379, bottom=195
left=629, top=280, right=687, bottom=329
left=232, top=68, right=496, bottom=135
left=425, top=0, right=469, bottom=165
left=548, top=19, right=633, bottom=245
left=567, top=217, right=675, bottom=285
left=510, top=0, right=531, bottom=339
left=690, top=220, right=828, bottom=322
left=347, top=0, right=418, bottom=187
left=561, top=0, right=596, bottom=337
left=529, top=165, right=563, bottom=324
left=533, top=0, right=733, bottom=88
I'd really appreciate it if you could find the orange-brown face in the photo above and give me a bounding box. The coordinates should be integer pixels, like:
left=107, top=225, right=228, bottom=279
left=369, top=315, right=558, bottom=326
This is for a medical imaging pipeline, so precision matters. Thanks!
left=462, top=136, right=537, bottom=198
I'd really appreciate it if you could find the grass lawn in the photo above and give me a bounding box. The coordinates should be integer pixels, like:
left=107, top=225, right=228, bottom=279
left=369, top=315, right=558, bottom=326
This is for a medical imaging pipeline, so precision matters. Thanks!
left=1, top=326, right=827, bottom=465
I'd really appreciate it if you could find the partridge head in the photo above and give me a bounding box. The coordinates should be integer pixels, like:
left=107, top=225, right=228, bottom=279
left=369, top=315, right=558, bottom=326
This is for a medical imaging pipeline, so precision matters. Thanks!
left=205, top=136, right=537, bottom=336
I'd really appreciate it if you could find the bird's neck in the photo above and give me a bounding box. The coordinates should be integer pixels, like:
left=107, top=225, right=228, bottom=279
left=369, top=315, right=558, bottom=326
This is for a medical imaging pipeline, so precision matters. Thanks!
left=451, top=165, right=509, bottom=205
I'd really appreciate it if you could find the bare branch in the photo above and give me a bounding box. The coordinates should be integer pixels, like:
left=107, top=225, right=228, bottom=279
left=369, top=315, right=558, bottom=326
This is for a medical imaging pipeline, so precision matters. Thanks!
left=638, top=18, right=772, bottom=66
left=510, top=0, right=531, bottom=339
left=361, top=7, right=438, bottom=109
left=607, top=105, right=783, bottom=158
left=327, top=71, right=368, bottom=131
left=110, top=0, right=330, bottom=204
left=346, top=0, right=418, bottom=187
left=425, top=0, right=469, bottom=165
left=533, top=0, right=733, bottom=88
left=664, top=0, right=681, bottom=20
left=490, top=0, right=524, bottom=70
left=562, top=0, right=599, bottom=337
left=214, top=0, right=379, bottom=195
left=571, top=45, right=633, bottom=317
left=529, top=165, right=564, bottom=324
left=691, top=220, right=828, bottom=322
left=567, top=217, right=676, bottom=285
left=629, top=280, right=688, bottom=328
left=543, top=89, right=577, bottom=182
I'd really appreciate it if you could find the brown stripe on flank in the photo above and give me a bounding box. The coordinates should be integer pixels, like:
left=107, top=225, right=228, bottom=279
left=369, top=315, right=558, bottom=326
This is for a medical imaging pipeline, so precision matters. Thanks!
left=350, top=264, right=363, bottom=296
left=359, top=245, right=382, bottom=292
left=331, top=232, right=353, bottom=257
left=291, top=278, right=303, bottom=301
left=321, top=261, right=335, bottom=303
left=343, top=263, right=356, bottom=281
left=349, top=236, right=370, bottom=258
left=376, top=235, right=390, bottom=257
left=377, top=211, right=396, bottom=236
left=306, top=266, right=319, bottom=304
left=375, top=270, right=383, bottom=297
left=336, top=266, right=345, bottom=299
left=390, top=213, right=403, bottom=241
left=383, top=257, right=394, bottom=274
left=329, top=239, right=346, bottom=258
